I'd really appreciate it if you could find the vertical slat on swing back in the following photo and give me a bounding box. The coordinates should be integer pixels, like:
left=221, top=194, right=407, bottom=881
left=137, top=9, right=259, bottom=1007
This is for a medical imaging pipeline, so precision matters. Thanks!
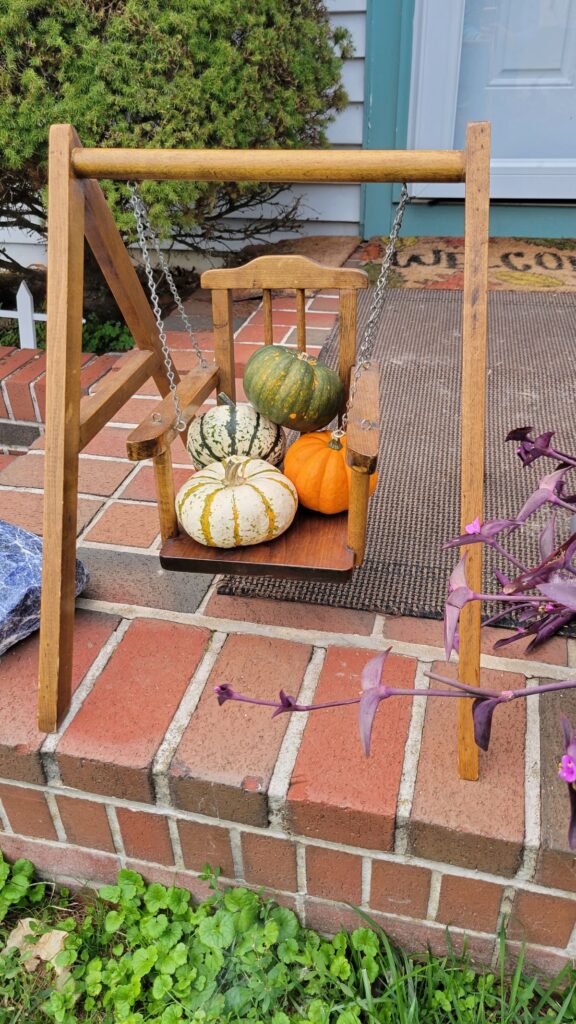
left=263, top=290, right=274, bottom=344
left=296, top=288, right=306, bottom=351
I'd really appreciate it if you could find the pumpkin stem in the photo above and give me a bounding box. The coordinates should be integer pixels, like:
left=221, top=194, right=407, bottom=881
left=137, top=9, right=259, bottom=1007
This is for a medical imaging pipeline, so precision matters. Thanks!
left=217, top=391, right=236, bottom=409
left=223, top=457, right=246, bottom=486
left=328, top=430, right=345, bottom=451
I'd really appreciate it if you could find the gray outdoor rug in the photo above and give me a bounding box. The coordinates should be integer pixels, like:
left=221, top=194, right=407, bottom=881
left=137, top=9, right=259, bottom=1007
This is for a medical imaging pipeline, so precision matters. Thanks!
left=218, top=288, right=576, bottom=617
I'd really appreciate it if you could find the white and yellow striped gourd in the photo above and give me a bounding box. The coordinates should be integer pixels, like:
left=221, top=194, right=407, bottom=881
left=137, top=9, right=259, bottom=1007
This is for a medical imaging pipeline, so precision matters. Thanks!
left=175, top=456, right=298, bottom=548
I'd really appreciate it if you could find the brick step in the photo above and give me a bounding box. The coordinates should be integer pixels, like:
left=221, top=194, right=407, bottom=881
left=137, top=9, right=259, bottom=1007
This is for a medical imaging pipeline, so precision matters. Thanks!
left=0, top=608, right=574, bottom=973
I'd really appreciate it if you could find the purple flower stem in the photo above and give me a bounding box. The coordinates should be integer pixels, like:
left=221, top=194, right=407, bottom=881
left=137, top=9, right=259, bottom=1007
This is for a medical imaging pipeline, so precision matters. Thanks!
left=425, top=671, right=502, bottom=698
left=490, top=540, right=529, bottom=573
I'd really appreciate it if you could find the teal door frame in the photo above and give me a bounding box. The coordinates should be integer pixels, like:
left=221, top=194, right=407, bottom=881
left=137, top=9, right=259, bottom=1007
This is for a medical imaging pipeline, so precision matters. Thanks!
left=361, top=0, right=576, bottom=239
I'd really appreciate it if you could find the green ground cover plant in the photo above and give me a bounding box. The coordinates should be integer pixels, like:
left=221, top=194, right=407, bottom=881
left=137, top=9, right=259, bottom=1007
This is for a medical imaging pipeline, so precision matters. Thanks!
left=0, top=853, right=575, bottom=1024
left=0, top=315, right=133, bottom=354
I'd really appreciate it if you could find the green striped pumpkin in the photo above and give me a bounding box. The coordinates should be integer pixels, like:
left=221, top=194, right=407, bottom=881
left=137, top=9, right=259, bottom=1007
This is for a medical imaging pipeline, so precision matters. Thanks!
left=243, top=346, right=344, bottom=433
left=175, top=456, right=298, bottom=548
left=187, top=398, right=286, bottom=468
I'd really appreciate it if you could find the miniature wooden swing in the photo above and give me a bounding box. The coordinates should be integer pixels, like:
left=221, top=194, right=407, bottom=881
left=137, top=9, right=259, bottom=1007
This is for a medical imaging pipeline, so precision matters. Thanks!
left=38, top=122, right=490, bottom=786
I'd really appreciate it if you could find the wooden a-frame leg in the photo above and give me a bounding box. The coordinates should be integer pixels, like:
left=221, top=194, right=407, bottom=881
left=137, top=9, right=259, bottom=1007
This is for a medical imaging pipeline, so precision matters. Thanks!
left=153, top=448, right=179, bottom=543
left=347, top=469, right=371, bottom=566
left=38, top=125, right=86, bottom=732
left=458, top=121, right=491, bottom=780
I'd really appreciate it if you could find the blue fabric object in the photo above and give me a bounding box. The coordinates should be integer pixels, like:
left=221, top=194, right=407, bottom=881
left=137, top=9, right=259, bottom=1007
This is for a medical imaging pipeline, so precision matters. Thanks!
left=0, top=519, right=88, bottom=657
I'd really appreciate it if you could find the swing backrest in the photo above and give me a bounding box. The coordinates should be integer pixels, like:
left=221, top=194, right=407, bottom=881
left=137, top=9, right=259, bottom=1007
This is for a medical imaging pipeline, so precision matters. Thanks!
left=201, top=255, right=368, bottom=405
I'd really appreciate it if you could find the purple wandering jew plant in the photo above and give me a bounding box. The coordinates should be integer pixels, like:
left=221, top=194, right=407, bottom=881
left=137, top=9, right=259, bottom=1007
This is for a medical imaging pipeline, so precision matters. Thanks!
left=215, top=427, right=576, bottom=849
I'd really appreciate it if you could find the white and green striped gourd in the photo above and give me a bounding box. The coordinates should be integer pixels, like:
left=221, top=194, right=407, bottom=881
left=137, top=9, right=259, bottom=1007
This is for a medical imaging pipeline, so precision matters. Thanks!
left=187, top=395, right=286, bottom=468
left=175, top=456, right=298, bottom=548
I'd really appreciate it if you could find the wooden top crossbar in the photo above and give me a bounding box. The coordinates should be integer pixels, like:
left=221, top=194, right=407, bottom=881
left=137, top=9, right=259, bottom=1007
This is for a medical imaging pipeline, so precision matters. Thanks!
left=71, top=147, right=466, bottom=183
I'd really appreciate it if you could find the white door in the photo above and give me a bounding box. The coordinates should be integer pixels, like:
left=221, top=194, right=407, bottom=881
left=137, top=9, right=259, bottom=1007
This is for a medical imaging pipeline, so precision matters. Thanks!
left=408, top=0, right=576, bottom=198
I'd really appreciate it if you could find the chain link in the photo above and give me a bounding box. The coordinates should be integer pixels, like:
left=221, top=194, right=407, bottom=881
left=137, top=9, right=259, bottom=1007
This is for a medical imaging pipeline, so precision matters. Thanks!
left=128, top=184, right=208, bottom=433
left=341, top=183, right=409, bottom=430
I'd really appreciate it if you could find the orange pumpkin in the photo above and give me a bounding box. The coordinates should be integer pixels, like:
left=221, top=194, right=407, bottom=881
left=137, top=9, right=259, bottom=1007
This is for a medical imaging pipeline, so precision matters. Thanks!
left=284, top=430, right=378, bottom=514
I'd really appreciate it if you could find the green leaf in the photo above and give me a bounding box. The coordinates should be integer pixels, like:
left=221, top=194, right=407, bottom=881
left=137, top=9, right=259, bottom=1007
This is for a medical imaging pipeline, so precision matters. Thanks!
left=104, top=909, right=125, bottom=933
left=160, top=1005, right=183, bottom=1023
left=152, top=973, right=173, bottom=999
left=165, top=887, right=190, bottom=915
left=197, top=911, right=235, bottom=950
left=144, top=883, right=168, bottom=914
left=350, top=927, right=378, bottom=957
left=141, top=913, right=169, bottom=940
left=99, top=884, right=121, bottom=903
left=131, top=945, right=158, bottom=978
left=270, top=905, right=299, bottom=941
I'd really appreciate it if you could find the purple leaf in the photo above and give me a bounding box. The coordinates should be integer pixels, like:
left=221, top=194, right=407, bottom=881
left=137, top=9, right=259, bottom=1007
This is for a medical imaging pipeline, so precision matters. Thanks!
left=358, top=688, right=384, bottom=756
left=360, top=650, right=390, bottom=692
left=472, top=697, right=503, bottom=751
left=214, top=684, right=237, bottom=705
left=559, top=716, right=576, bottom=850
left=443, top=519, right=517, bottom=551
left=505, top=426, right=533, bottom=442
left=568, top=786, right=576, bottom=850
left=271, top=690, right=298, bottom=718
left=539, top=514, right=557, bottom=560
left=538, top=581, right=576, bottom=612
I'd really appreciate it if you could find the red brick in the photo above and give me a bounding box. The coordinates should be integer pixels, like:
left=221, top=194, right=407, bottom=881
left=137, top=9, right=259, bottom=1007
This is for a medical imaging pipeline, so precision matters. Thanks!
left=287, top=648, right=416, bottom=849
left=436, top=875, right=504, bottom=933
left=250, top=310, right=337, bottom=329
left=0, top=611, right=120, bottom=784
left=504, top=942, right=576, bottom=977
left=33, top=353, right=93, bottom=421
left=82, top=426, right=131, bottom=459
left=122, top=465, right=193, bottom=502
left=0, top=392, right=8, bottom=418
left=170, top=634, right=312, bottom=825
left=55, top=796, right=115, bottom=852
left=370, top=860, right=431, bottom=919
left=0, top=785, right=58, bottom=840
left=409, top=666, right=526, bottom=875
left=0, top=347, right=42, bottom=386
left=305, top=846, right=362, bottom=903
left=234, top=325, right=289, bottom=343
left=175, top=870, right=218, bottom=904
left=204, top=593, right=375, bottom=635
left=166, top=330, right=214, bottom=353
left=124, top=860, right=178, bottom=888
left=382, top=616, right=567, bottom=666
left=0, top=488, right=102, bottom=536
left=309, top=297, right=340, bottom=312
left=4, top=352, right=46, bottom=421
left=367, top=910, right=496, bottom=965
left=304, top=899, right=366, bottom=936
left=241, top=833, right=297, bottom=891
left=507, top=890, right=576, bottom=947
left=535, top=848, right=576, bottom=893
left=177, top=820, right=234, bottom=876
left=0, top=452, right=132, bottom=497
left=111, top=396, right=164, bottom=425
left=0, top=835, right=120, bottom=885
left=0, top=453, right=16, bottom=470
left=116, top=808, right=174, bottom=865
left=57, top=618, right=210, bottom=801
left=82, top=502, right=160, bottom=547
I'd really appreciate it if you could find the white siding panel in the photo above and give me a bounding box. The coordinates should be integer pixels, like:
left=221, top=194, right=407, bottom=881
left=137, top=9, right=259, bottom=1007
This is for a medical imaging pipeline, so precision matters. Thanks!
left=341, top=59, right=365, bottom=102
left=327, top=0, right=367, bottom=11
left=328, top=12, right=366, bottom=56
left=326, top=103, right=364, bottom=145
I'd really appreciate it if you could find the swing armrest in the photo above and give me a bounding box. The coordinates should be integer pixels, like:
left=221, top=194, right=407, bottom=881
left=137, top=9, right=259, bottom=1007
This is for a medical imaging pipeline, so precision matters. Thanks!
left=345, top=361, right=379, bottom=475
left=126, top=363, right=219, bottom=460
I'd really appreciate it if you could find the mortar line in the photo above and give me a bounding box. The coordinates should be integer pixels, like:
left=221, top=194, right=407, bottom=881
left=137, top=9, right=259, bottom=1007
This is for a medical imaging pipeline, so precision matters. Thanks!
left=425, top=870, right=442, bottom=921
left=195, top=575, right=221, bottom=615
left=517, top=677, right=541, bottom=882
left=152, top=631, right=228, bottom=805
left=296, top=844, right=307, bottom=896
left=167, top=817, right=184, bottom=869
left=76, top=599, right=571, bottom=680
left=0, top=796, right=13, bottom=833
left=40, top=618, right=132, bottom=783
left=45, top=793, right=67, bottom=843
left=371, top=614, right=385, bottom=637
left=1, top=382, right=15, bottom=421
left=229, top=828, right=245, bottom=880
left=268, top=647, right=326, bottom=830
left=394, top=661, right=431, bottom=855
left=361, top=857, right=372, bottom=909
left=105, top=805, right=126, bottom=860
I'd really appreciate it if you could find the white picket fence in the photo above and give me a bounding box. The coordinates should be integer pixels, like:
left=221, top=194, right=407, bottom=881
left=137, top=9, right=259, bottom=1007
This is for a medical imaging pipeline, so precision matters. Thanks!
left=0, top=281, right=47, bottom=349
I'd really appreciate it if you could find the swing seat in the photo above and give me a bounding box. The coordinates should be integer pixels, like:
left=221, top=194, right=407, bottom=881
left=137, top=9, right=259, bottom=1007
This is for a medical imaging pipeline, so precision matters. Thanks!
left=124, top=254, right=378, bottom=579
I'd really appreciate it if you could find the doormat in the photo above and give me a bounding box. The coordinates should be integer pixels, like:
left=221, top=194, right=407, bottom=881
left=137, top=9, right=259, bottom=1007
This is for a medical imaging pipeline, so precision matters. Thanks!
left=218, top=288, right=576, bottom=617
left=355, top=237, right=576, bottom=292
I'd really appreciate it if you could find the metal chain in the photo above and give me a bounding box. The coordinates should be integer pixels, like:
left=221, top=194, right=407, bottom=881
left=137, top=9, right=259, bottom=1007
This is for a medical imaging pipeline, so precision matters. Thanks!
left=341, top=183, right=409, bottom=430
left=128, top=184, right=208, bottom=432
